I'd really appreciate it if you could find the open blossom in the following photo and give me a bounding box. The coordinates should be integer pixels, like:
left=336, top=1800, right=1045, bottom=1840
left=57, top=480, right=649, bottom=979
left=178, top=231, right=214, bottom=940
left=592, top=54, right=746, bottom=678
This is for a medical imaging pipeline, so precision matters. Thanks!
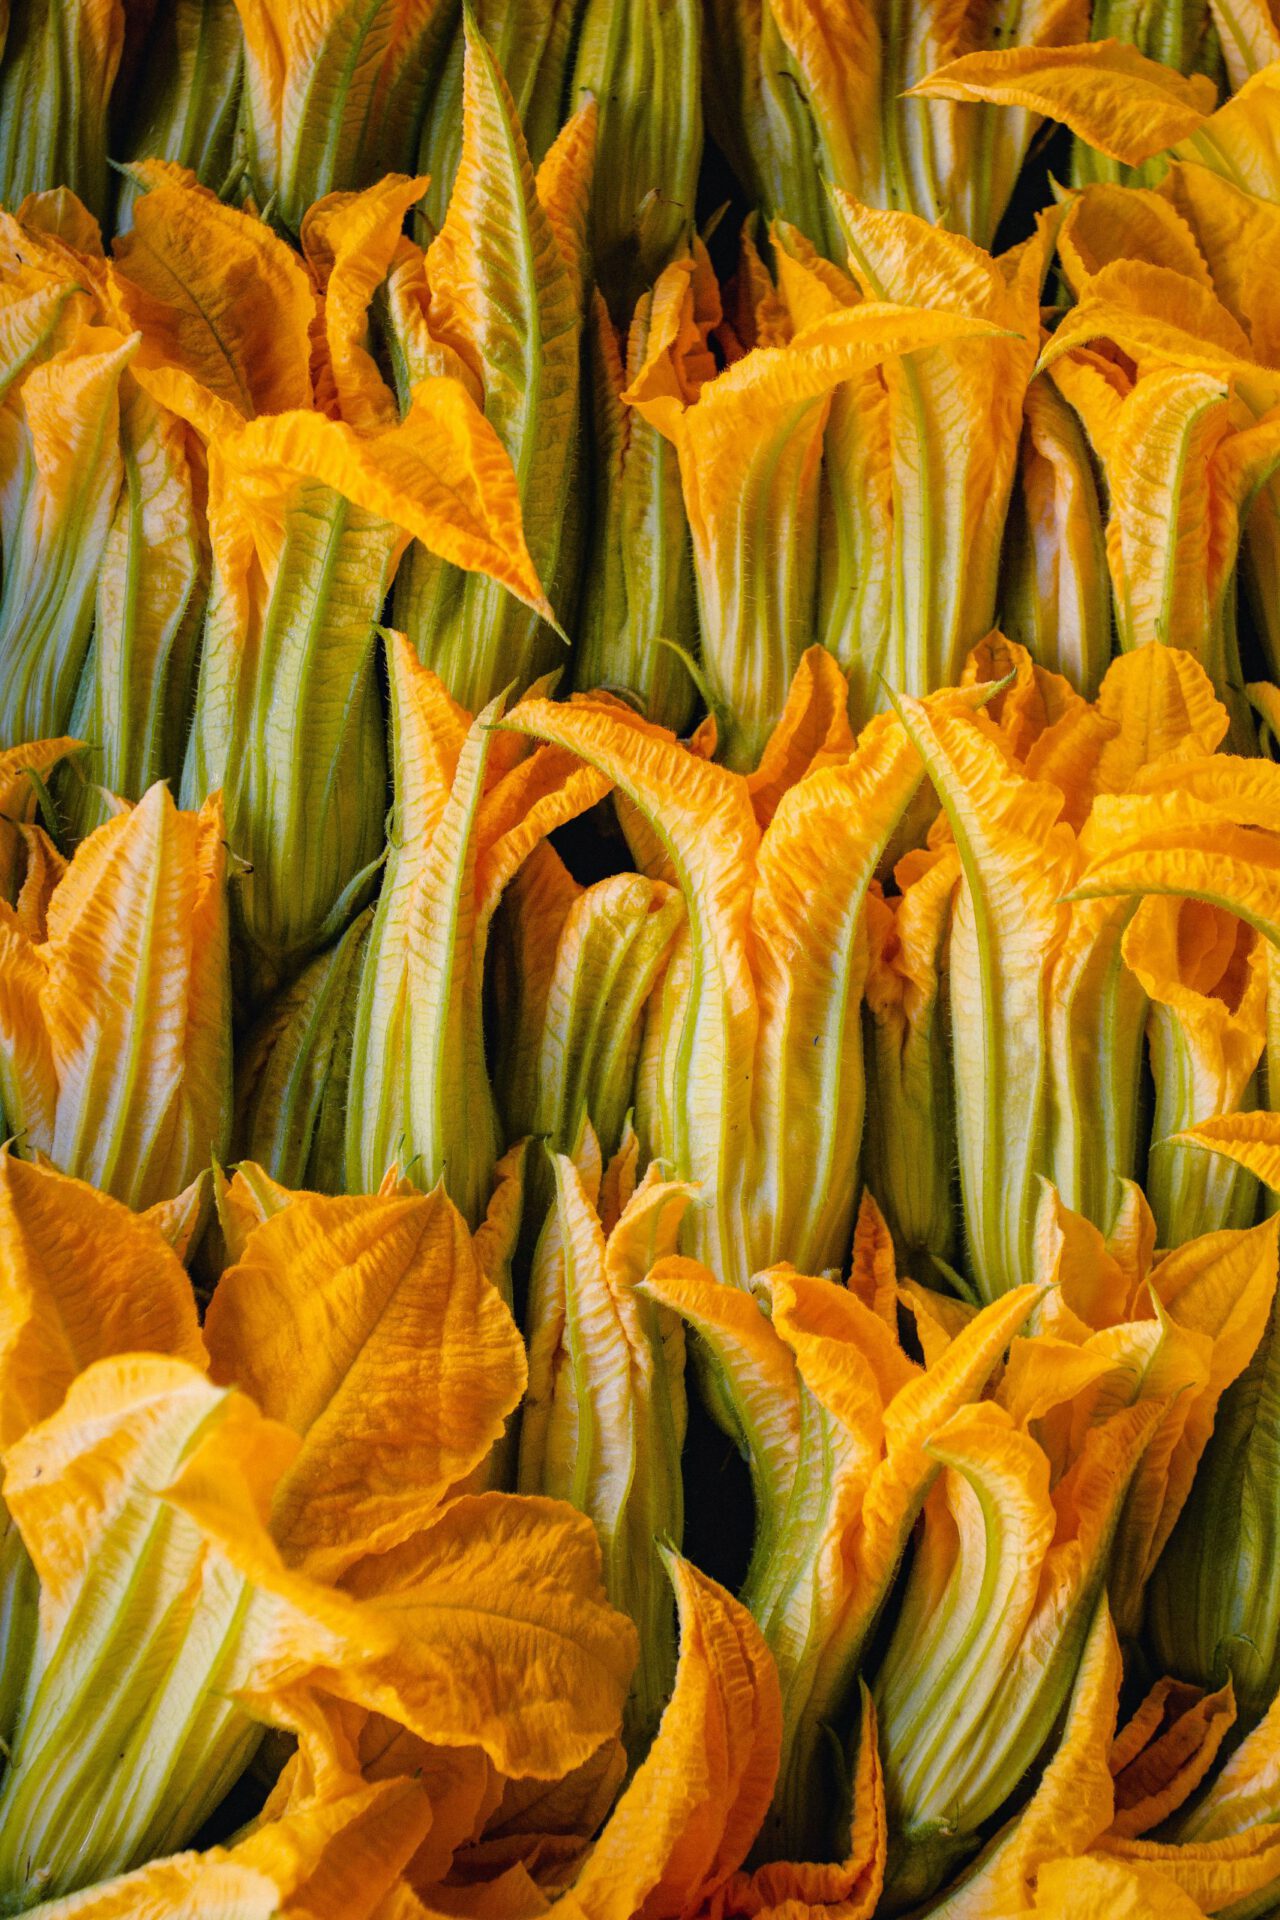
left=0, top=1151, right=634, bottom=1909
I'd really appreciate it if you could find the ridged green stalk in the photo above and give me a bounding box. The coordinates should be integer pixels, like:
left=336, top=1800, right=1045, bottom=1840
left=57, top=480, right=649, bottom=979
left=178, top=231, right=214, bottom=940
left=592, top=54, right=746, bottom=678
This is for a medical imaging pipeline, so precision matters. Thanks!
left=569, top=0, right=702, bottom=319
left=115, top=0, right=244, bottom=228
left=1149, top=1295, right=1280, bottom=1724
left=573, top=290, right=698, bottom=728
left=0, top=0, right=122, bottom=220
left=233, top=906, right=372, bottom=1192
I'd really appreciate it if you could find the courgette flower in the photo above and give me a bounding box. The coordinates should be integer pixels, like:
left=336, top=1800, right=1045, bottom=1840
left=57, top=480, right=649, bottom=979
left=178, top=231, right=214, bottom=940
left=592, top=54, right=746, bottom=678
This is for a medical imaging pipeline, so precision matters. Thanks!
left=0, top=193, right=208, bottom=830
left=383, top=1554, right=782, bottom=1920
left=925, top=1601, right=1280, bottom=1918
left=863, top=842, right=960, bottom=1278
left=1123, top=894, right=1268, bottom=1242
left=519, top=1124, right=693, bottom=1751
left=233, top=0, right=457, bottom=233
left=1036, top=182, right=1280, bottom=739
left=622, top=217, right=1022, bottom=764
left=344, top=630, right=608, bottom=1223
left=642, top=1214, right=1035, bottom=1861
left=873, top=1184, right=1278, bottom=1904
left=913, top=41, right=1280, bottom=192
left=494, top=848, right=685, bottom=1207
left=0, top=201, right=138, bottom=752
left=390, top=15, right=595, bottom=711
left=0, top=781, right=232, bottom=1211
left=1001, top=372, right=1111, bottom=699
left=703, top=0, right=1085, bottom=254
left=888, top=640, right=1268, bottom=1297
left=0, top=740, right=80, bottom=907
left=109, top=173, right=551, bottom=999
left=1145, top=1119, right=1280, bottom=1723
left=0, top=1151, right=635, bottom=1907
left=507, top=648, right=948, bottom=1294
left=573, top=249, right=714, bottom=731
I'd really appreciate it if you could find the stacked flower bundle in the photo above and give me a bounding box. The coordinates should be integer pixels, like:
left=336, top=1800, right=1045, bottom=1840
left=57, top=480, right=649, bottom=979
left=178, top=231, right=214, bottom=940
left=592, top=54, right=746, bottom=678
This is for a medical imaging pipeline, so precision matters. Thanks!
left=4, top=1, right=1280, bottom=1915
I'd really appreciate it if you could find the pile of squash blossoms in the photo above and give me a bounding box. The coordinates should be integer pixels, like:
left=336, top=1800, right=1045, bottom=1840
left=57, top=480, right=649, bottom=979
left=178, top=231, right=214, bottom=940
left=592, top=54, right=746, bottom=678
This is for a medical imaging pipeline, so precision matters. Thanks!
left=5, top=1, right=1280, bottom=1916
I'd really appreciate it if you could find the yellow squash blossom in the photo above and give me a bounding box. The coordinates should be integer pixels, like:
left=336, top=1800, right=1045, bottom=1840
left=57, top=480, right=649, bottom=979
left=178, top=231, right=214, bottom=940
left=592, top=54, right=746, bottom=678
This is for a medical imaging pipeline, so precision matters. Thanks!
left=702, top=0, right=1086, bottom=254
left=1151, top=1289, right=1280, bottom=1730
left=64, top=363, right=207, bottom=839
left=0, top=194, right=209, bottom=828
left=863, top=842, right=961, bottom=1278
left=1036, top=185, right=1280, bottom=739
left=0, top=0, right=123, bottom=218
left=344, top=630, right=608, bottom=1223
left=761, top=218, right=892, bottom=733
left=234, top=1550, right=779, bottom=1920
left=0, top=277, right=136, bottom=745
left=928, top=1600, right=1280, bottom=1917
left=38, top=192, right=208, bottom=839
left=1001, top=372, right=1112, bottom=698
left=622, top=215, right=1023, bottom=764
left=0, top=1152, right=635, bottom=1907
left=494, top=851, right=685, bottom=1197
left=1113, top=163, right=1280, bottom=714
left=391, top=1555, right=783, bottom=1920
left=1123, top=893, right=1268, bottom=1242
left=1146, top=1115, right=1280, bottom=1723
left=721, top=205, right=1051, bottom=734
left=1066, top=724, right=1280, bottom=948
left=519, top=1123, right=693, bottom=1751
left=874, top=1182, right=1278, bottom=1904
left=643, top=1208, right=1036, bottom=1861
left=233, top=0, right=456, bottom=232
left=1146, top=162, right=1280, bottom=707
left=0, top=781, right=232, bottom=1211
left=0, top=737, right=80, bottom=905
left=110, top=174, right=550, bottom=1000
left=391, top=17, right=595, bottom=711
left=919, top=1603, right=1179, bottom=1917
left=508, top=648, right=956, bottom=1299
left=887, top=640, right=1265, bottom=1298
left=573, top=246, right=714, bottom=730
